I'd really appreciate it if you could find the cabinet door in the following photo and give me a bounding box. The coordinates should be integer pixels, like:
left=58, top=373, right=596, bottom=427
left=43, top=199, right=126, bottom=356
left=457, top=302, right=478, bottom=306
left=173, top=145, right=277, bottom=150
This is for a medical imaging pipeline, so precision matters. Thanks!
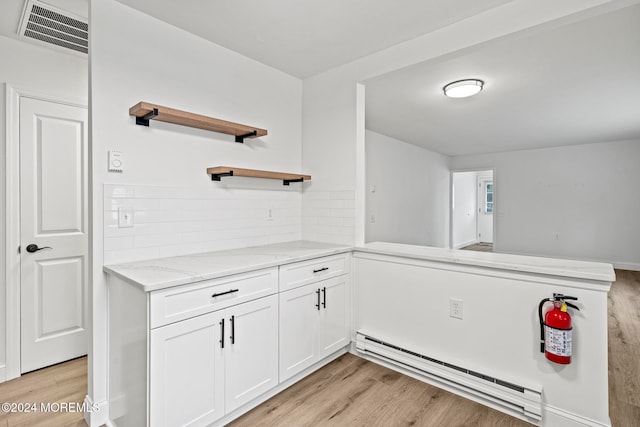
left=224, top=295, right=279, bottom=413
left=279, top=284, right=319, bottom=381
left=318, top=275, right=349, bottom=359
left=150, top=312, right=225, bottom=427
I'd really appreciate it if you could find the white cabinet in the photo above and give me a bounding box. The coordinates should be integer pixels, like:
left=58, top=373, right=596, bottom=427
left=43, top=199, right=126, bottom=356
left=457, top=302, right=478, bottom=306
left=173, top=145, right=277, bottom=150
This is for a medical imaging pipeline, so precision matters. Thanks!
left=149, top=310, right=225, bottom=427
left=108, top=250, right=351, bottom=427
left=279, top=275, right=349, bottom=381
left=150, top=295, right=279, bottom=426
left=224, top=295, right=279, bottom=413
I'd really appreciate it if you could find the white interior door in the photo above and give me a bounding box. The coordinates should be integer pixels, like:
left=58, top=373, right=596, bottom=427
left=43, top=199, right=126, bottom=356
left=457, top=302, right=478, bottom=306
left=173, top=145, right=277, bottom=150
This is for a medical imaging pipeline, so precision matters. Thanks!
left=19, top=96, right=88, bottom=373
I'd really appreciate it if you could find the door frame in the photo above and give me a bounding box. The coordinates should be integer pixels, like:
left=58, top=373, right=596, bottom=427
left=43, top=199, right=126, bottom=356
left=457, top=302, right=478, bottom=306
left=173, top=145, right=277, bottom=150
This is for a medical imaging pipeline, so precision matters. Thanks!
left=4, top=84, right=88, bottom=381
left=449, top=168, right=497, bottom=250
left=477, top=175, right=494, bottom=243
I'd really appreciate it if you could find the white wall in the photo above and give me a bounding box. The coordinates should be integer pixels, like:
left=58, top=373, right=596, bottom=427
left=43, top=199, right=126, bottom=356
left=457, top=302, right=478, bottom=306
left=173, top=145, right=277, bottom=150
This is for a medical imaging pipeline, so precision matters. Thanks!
left=0, top=35, right=87, bottom=382
left=451, top=140, right=640, bottom=269
left=365, top=130, right=449, bottom=247
left=452, top=171, right=477, bottom=248
left=90, top=0, right=303, bottom=420
left=355, top=253, right=611, bottom=426
left=301, top=0, right=613, bottom=249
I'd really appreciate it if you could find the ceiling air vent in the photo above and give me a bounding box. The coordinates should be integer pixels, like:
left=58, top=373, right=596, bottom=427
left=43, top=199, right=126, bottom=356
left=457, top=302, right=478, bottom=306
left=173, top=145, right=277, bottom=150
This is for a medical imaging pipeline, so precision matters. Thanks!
left=18, top=0, right=88, bottom=54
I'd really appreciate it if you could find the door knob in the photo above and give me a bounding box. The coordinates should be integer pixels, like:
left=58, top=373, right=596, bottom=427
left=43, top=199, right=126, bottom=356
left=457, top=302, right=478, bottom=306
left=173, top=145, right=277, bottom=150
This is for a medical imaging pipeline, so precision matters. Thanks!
left=25, top=244, right=52, bottom=253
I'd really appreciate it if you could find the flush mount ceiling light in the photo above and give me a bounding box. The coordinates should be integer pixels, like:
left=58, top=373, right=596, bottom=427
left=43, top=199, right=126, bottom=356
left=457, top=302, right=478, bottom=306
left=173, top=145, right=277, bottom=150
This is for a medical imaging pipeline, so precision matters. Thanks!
left=443, top=79, right=484, bottom=98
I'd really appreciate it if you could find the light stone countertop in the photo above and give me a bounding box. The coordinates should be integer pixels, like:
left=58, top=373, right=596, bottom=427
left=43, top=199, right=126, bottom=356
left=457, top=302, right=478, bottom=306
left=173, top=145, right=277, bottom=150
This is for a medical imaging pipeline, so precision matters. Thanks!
left=355, top=242, right=616, bottom=283
left=103, top=241, right=352, bottom=292
left=104, top=240, right=616, bottom=293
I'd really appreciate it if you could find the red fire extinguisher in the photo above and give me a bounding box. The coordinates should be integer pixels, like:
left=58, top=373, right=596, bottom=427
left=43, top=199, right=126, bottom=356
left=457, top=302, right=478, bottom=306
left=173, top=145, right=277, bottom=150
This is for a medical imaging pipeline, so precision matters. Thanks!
left=538, top=293, right=579, bottom=364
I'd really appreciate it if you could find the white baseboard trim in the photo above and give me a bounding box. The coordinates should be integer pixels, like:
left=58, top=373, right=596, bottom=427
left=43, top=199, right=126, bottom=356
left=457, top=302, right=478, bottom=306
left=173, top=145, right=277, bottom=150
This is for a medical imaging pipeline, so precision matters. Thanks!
left=544, top=404, right=611, bottom=427
left=0, top=364, right=5, bottom=383
left=84, top=395, right=109, bottom=427
left=611, top=261, right=640, bottom=272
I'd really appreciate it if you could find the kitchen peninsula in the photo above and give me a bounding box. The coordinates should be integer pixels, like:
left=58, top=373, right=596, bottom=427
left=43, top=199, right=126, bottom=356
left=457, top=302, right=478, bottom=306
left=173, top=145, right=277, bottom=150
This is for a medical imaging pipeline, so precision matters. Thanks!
left=105, top=241, right=614, bottom=427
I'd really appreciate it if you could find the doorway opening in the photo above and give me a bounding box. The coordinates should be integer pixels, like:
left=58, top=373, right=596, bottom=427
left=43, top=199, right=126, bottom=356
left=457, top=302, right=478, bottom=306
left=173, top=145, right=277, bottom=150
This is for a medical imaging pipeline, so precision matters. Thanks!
left=450, top=169, right=495, bottom=252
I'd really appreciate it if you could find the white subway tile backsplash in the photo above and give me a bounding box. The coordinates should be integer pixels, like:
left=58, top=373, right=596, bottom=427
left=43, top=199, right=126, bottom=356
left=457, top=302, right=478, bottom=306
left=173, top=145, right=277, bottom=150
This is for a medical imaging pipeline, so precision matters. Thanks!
left=330, top=191, right=356, bottom=200
left=302, top=190, right=356, bottom=245
left=103, top=183, right=303, bottom=264
left=103, top=184, right=355, bottom=264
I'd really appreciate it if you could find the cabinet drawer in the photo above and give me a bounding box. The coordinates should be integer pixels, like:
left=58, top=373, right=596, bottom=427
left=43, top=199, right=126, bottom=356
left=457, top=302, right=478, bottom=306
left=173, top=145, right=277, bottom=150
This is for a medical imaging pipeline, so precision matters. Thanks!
left=279, top=253, right=349, bottom=292
left=149, top=268, right=278, bottom=328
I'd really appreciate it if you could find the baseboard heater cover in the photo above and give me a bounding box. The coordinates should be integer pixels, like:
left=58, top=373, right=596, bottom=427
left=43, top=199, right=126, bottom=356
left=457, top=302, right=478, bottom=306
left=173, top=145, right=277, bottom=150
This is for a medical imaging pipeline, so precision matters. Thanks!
left=355, top=332, right=543, bottom=421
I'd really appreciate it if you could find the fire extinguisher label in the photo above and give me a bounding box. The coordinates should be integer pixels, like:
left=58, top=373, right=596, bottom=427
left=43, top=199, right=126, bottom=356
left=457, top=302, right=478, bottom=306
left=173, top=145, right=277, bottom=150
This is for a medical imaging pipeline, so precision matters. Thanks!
left=544, top=325, right=572, bottom=357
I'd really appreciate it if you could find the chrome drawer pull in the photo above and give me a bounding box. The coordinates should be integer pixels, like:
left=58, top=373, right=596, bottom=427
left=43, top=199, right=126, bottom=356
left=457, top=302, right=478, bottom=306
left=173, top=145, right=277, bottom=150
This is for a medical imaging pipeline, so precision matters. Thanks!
left=211, top=288, right=239, bottom=298
left=313, top=267, right=329, bottom=273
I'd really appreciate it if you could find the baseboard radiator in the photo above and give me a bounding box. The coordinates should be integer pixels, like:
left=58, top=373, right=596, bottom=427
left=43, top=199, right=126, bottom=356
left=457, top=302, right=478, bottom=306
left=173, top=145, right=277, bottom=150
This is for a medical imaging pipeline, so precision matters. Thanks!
left=355, top=332, right=543, bottom=421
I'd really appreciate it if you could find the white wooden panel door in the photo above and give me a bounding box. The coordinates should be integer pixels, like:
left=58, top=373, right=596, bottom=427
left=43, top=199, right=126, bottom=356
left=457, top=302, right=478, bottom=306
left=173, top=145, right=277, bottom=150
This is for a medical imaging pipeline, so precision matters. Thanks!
left=150, top=312, right=225, bottom=427
left=19, top=96, right=88, bottom=373
left=318, top=276, right=349, bottom=359
left=224, top=295, right=278, bottom=413
left=279, top=284, right=319, bottom=381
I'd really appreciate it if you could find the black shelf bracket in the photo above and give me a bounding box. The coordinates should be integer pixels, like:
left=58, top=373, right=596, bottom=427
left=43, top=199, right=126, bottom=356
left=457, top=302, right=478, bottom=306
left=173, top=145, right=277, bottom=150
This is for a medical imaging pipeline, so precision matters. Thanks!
left=283, top=177, right=304, bottom=186
left=211, top=170, right=234, bottom=181
left=235, top=130, right=257, bottom=143
left=135, top=108, right=159, bottom=127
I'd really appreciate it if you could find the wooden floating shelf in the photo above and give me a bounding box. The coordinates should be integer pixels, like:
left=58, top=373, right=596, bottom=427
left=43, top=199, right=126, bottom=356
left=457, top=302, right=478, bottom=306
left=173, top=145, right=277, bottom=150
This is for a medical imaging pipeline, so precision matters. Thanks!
left=129, top=102, right=268, bottom=143
left=207, top=167, right=311, bottom=186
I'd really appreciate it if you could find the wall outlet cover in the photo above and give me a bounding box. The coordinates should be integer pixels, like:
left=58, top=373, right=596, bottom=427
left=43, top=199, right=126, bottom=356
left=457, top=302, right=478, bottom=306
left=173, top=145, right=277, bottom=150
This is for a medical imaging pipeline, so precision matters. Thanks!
left=450, top=298, right=463, bottom=320
left=118, top=207, right=134, bottom=228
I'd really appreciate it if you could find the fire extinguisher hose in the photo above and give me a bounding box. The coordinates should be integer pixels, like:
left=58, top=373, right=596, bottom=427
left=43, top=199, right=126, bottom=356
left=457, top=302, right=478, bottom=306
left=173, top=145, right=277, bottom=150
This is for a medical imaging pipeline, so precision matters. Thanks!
left=538, top=298, right=553, bottom=353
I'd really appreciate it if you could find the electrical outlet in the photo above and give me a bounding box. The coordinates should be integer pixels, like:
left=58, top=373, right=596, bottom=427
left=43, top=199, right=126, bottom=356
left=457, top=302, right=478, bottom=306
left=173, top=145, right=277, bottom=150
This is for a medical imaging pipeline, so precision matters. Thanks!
left=450, top=298, right=463, bottom=320
left=118, top=207, right=134, bottom=228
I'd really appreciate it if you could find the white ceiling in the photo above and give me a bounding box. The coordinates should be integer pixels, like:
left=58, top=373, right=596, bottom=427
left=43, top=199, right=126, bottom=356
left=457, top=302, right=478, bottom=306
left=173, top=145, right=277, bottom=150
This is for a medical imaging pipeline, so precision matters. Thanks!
left=365, top=4, right=640, bottom=156
left=3, top=1, right=638, bottom=157
left=113, top=0, right=511, bottom=79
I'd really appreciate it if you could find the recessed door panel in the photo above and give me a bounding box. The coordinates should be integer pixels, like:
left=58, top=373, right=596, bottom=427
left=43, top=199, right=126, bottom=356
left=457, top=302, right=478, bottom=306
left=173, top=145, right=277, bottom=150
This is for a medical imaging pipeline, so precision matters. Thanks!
left=37, top=257, right=84, bottom=338
left=37, top=115, right=84, bottom=234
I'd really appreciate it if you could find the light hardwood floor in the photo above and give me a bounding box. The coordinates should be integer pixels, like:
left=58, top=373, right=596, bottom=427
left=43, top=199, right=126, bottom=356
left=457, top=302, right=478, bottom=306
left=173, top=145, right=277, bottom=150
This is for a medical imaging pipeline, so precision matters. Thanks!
left=0, top=356, right=87, bottom=426
left=460, top=242, right=493, bottom=252
left=0, top=270, right=637, bottom=427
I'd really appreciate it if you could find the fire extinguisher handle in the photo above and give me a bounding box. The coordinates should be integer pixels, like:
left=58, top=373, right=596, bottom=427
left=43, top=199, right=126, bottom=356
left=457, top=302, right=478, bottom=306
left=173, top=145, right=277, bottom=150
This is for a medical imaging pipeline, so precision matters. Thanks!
left=553, top=293, right=578, bottom=301
left=565, top=301, right=580, bottom=311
